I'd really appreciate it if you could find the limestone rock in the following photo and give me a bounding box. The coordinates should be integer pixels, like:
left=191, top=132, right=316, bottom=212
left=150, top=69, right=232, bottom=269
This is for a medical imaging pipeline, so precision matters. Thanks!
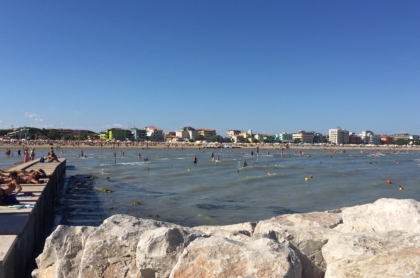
left=136, top=226, right=206, bottom=278
left=35, top=225, right=96, bottom=278
left=170, top=236, right=302, bottom=278
left=268, top=210, right=343, bottom=229
left=323, top=231, right=420, bottom=278
left=253, top=210, right=342, bottom=278
left=78, top=214, right=175, bottom=278
left=193, top=222, right=257, bottom=242
left=33, top=199, right=420, bottom=278
left=335, top=198, right=420, bottom=234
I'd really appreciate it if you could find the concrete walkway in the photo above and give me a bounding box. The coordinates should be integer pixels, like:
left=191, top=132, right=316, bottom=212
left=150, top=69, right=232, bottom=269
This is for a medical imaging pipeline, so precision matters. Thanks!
left=0, top=158, right=66, bottom=278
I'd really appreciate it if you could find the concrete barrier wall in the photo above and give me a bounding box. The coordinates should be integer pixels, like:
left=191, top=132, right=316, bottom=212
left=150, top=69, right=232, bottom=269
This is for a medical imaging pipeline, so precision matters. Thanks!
left=0, top=159, right=66, bottom=278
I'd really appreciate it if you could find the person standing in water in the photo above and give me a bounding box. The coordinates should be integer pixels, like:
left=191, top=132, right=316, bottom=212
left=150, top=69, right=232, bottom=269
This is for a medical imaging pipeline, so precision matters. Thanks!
left=193, top=156, right=197, bottom=164
left=23, top=149, right=30, bottom=163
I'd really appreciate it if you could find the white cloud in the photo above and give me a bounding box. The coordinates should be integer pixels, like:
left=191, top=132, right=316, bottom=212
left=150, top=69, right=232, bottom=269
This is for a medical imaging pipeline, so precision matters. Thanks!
left=113, top=123, right=123, bottom=128
left=24, top=112, right=43, bottom=122
left=24, top=112, right=38, bottom=118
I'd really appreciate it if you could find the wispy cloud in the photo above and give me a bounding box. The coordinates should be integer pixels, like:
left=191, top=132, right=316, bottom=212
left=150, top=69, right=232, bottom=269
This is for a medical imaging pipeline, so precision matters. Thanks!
left=24, top=112, right=44, bottom=122
left=113, top=123, right=123, bottom=128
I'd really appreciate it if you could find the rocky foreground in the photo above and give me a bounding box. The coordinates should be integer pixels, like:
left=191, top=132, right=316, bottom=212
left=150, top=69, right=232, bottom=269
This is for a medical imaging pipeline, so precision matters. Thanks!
left=32, top=198, right=420, bottom=278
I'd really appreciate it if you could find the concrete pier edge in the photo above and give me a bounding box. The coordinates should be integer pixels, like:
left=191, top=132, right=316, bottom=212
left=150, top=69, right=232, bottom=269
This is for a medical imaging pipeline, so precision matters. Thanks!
left=0, top=158, right=66, bottom=278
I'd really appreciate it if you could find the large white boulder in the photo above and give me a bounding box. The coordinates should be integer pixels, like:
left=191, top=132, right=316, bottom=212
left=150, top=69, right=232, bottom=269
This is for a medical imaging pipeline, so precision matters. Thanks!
left=253, top=210, right=342, bottom=278
left=323, top=231, right=420, bottom=278
left=136, top=226, right=206, bottom=278
left=35, top=225, right=96, bottom=278
left=170, top=236, right=302, bottom=278
left=33, top=199, right=420, bottom=278
left=78, top=214, right=175, bottom=278
left=335, top=198, right=420, bottom=234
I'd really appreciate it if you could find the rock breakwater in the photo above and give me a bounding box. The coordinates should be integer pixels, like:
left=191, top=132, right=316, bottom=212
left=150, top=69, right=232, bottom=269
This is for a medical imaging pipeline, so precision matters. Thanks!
left=32, top=198, right=420, bottom=278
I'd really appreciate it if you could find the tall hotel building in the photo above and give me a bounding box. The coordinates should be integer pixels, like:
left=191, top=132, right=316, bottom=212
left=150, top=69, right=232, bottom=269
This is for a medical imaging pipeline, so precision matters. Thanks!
left=329, top=128, right=349, bottom=144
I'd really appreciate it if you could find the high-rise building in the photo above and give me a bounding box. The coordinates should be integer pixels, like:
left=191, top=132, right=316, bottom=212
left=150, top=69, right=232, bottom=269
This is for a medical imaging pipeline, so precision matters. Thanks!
left=329, top=128, right=349, bottom=144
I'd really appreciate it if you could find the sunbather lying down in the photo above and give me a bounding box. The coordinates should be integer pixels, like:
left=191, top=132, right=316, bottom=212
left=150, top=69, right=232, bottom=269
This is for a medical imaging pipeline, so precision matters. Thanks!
left=0, top=169, right=51, bottom=184
left=0, top=172, right=21, bottom=204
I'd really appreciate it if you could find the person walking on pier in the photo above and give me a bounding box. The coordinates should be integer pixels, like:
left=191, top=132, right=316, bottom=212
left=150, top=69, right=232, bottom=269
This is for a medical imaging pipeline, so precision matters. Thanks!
left=30, top=148, right=35, bottom=160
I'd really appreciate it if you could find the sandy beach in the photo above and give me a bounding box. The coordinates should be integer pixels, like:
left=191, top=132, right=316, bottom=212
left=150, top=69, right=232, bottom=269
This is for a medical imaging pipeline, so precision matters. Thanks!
left=0, top=142, right=418, bottom=152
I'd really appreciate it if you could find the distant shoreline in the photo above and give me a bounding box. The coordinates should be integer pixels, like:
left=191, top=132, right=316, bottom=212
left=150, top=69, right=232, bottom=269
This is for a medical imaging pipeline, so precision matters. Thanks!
left=0, top=143, right=418, bottom=152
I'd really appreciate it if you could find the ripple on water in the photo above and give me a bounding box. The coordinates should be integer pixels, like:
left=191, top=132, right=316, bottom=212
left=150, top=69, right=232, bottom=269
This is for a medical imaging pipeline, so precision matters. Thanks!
left=196, top=203, right=247, bottom=210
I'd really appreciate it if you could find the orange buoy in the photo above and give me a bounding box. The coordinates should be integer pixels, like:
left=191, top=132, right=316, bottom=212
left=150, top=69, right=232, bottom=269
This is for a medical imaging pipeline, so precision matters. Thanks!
left=309, top=175, right=313, bottom=179
left=387, top=179, right=392, bottom=184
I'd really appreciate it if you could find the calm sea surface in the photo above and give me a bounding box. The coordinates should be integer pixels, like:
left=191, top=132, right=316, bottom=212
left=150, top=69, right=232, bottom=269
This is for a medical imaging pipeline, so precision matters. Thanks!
left=2, top=148, right=420, bottom=227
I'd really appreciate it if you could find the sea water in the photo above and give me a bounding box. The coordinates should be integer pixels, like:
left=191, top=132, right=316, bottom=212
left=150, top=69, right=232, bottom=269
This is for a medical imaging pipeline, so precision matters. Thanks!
left=2, top=148, right=420, bottom=227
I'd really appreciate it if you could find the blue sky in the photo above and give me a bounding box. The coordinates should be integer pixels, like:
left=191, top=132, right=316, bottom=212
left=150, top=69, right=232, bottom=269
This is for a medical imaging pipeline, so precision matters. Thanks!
left=1, top=1, right=419, bottom=136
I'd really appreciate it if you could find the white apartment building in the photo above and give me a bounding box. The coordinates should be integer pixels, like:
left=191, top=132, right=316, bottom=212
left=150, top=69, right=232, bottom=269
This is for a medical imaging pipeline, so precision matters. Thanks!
left=145, top=126, right=164, bottom=141
left=176, top=126, right=198, bottom=142
left=360, top=131, right=380, bottom=145
left=392, top=133, right=419, bottom=141
left=329, top=128, right=349, bottom=144
left=292, top=130, right=314, bottom=144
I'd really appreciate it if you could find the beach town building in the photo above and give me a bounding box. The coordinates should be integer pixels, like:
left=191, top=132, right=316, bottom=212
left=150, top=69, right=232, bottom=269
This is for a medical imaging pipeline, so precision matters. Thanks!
left=145, top=126, right=164, bottom=141
left=227, top=130, right=242, bottom=137
left=329, top=128, right=349, bottom=144
left=263, top=134, right=275, bottom=143
left=253, top=134, right=264, bottom=142
left=7, top=127, right=31, bottom=140
left=392, top=133, right=419, bottom=142
left=130, top=128, right=147, bottom=141
left=230, top=135, right=246, bottom=143
left=360, top=131, right=381, bottom=145
left=196, top=128, right=216, bottom=142
left=73, top=129, right=95, bottom=139
left=165, top=134, right=183, bottom=142
left=242, top=130, right=255, bottom=143
left=100, top=128, right=127, bottom=141
left=292, top=130, right=314, bottom=144
left=176, top=127, right=198, bottom=142
left=313, top=132, right=327, bottom=143
left=349, top=132, right=363, bottom=144
left=276, top=132, right=293, bottom=143
left=380, top=135, right=394, bottom=145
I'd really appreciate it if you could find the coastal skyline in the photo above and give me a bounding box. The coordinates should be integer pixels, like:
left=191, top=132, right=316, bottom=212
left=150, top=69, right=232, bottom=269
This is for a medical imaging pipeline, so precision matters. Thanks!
left=1, top=1, right=419, bottom=135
